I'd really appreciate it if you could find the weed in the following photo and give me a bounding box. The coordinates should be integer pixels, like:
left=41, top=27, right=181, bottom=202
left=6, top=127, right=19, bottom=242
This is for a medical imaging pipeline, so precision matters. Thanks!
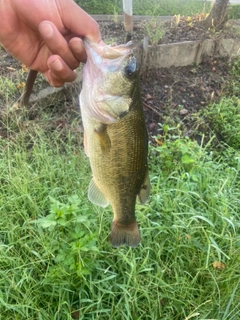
left=204, top=96, right=240, bottom=149
left=0, top=77, right=18, bottom=98
left=151, top=124, right=209, bottom=180
left=144, top=18, right=166, bottom=45
left=231, top=56, right=240, bottom=81
left=113, top=5, right=119, bottom=24
left=171, top=14, right=181, bottom=29
left=221, top=56, right=240, bottom=97
left=34, top=195, right=99, bottom=276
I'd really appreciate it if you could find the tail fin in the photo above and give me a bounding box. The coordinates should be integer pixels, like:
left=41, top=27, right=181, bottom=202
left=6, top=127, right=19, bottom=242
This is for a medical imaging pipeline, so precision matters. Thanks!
left=110, top=221, right=141, bottom=248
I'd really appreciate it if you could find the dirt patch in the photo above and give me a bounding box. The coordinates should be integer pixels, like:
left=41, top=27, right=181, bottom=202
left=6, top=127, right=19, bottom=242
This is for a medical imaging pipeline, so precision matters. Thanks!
left=141, top=57, right=230, bottom=140
left=0, top=15, right=238, bottom=142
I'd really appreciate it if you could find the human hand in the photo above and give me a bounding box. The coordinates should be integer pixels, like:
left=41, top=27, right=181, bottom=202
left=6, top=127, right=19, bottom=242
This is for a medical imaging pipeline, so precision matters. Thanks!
left=0, top=0, right=101, bottom=86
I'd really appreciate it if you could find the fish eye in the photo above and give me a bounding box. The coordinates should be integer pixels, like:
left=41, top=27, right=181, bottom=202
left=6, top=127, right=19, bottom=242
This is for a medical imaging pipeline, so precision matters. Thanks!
left=124, top=57, right=137, bottom=79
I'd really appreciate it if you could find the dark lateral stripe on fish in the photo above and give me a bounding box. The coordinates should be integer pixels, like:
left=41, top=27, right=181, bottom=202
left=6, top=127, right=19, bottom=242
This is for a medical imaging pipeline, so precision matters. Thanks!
left=110, top=221, right=141, bottom=248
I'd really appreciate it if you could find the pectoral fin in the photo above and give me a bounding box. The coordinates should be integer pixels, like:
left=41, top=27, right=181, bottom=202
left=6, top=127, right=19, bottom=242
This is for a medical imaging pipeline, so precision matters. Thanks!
left=138, top=169, right=151, bottom=205
left=88, top=178, right=109, bottom=208
left=94, top=123, right=111, bottom=154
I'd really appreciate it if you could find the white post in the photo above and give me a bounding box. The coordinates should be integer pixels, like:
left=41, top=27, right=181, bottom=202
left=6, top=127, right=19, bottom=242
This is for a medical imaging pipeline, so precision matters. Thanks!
left=123, top=0, right=133, bottom=33
left=141, top=36, right=149, bottom=75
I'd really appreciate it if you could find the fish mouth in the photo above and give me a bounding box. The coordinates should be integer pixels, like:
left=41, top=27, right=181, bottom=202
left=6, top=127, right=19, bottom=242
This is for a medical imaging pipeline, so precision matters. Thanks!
left=81, top=39, right=136, bottom=124
left=83, top=39, right=135, bottom=74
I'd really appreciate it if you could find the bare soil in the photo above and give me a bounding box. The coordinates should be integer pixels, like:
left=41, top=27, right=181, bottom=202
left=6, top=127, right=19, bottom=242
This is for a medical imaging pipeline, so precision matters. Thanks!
left=0, top=15, right=238, bottom=142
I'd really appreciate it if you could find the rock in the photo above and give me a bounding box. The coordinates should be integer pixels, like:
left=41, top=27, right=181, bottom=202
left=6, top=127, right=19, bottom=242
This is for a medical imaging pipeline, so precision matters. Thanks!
left=180, top=108, right=188, bottom=115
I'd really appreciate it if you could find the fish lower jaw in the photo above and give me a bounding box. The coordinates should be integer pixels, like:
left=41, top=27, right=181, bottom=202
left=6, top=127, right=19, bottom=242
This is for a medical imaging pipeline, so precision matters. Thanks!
left=110, top=220, right=141, bottom=248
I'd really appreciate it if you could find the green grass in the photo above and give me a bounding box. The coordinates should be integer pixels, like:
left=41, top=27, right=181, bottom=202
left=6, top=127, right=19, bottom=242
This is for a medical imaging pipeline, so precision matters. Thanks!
left=0, top=106, right=239, bottom=319
left=228, top=4, right=240, bottom=20
left=0, top=77, right=19, bottom=107
left=76, top=0, right=240, bottom=19
left=76, top=0, right=212, bottom=16
left=205, top=96, right=240, bottom=150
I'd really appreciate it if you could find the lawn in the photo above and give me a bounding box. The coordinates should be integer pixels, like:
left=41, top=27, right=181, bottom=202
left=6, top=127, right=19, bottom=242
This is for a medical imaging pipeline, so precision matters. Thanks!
left=76, top=0, right=240, bottom=19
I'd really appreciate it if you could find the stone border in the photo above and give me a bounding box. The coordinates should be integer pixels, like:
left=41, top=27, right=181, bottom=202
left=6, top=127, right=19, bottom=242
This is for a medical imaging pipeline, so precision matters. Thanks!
left=90, top=15, right=172, bottom=21
left=135, top=38, right=240, bottom=71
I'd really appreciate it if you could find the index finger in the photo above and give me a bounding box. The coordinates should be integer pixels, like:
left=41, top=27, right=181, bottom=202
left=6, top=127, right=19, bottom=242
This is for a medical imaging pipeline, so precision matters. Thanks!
left=39, top=21, right=80, bottom=69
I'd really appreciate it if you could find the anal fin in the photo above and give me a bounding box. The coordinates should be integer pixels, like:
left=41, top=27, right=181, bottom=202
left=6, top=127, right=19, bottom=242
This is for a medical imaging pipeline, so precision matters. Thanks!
left=88, top=178, right=109, bottom=208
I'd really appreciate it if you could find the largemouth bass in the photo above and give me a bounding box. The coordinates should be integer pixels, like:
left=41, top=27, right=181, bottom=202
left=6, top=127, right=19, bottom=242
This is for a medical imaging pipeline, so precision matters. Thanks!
left=80, top=40, right=150, bottom=247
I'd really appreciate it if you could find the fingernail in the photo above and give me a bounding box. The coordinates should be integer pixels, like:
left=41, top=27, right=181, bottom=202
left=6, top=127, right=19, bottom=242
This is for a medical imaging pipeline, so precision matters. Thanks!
left=71, top=39, right=83, bottom=54
left=40, top=22, right=53, bottom=38
left=51, top=59, right=63, bottom=71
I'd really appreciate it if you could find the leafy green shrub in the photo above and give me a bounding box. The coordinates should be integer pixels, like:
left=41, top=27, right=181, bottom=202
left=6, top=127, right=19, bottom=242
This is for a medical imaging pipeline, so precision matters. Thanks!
left=35, top=195, right=99, bottom=276
left=150, top=124, right=205, bottom=178
left=144, top=19, right=166, bottom=45
left=205, top=96, right=240, bottom=150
